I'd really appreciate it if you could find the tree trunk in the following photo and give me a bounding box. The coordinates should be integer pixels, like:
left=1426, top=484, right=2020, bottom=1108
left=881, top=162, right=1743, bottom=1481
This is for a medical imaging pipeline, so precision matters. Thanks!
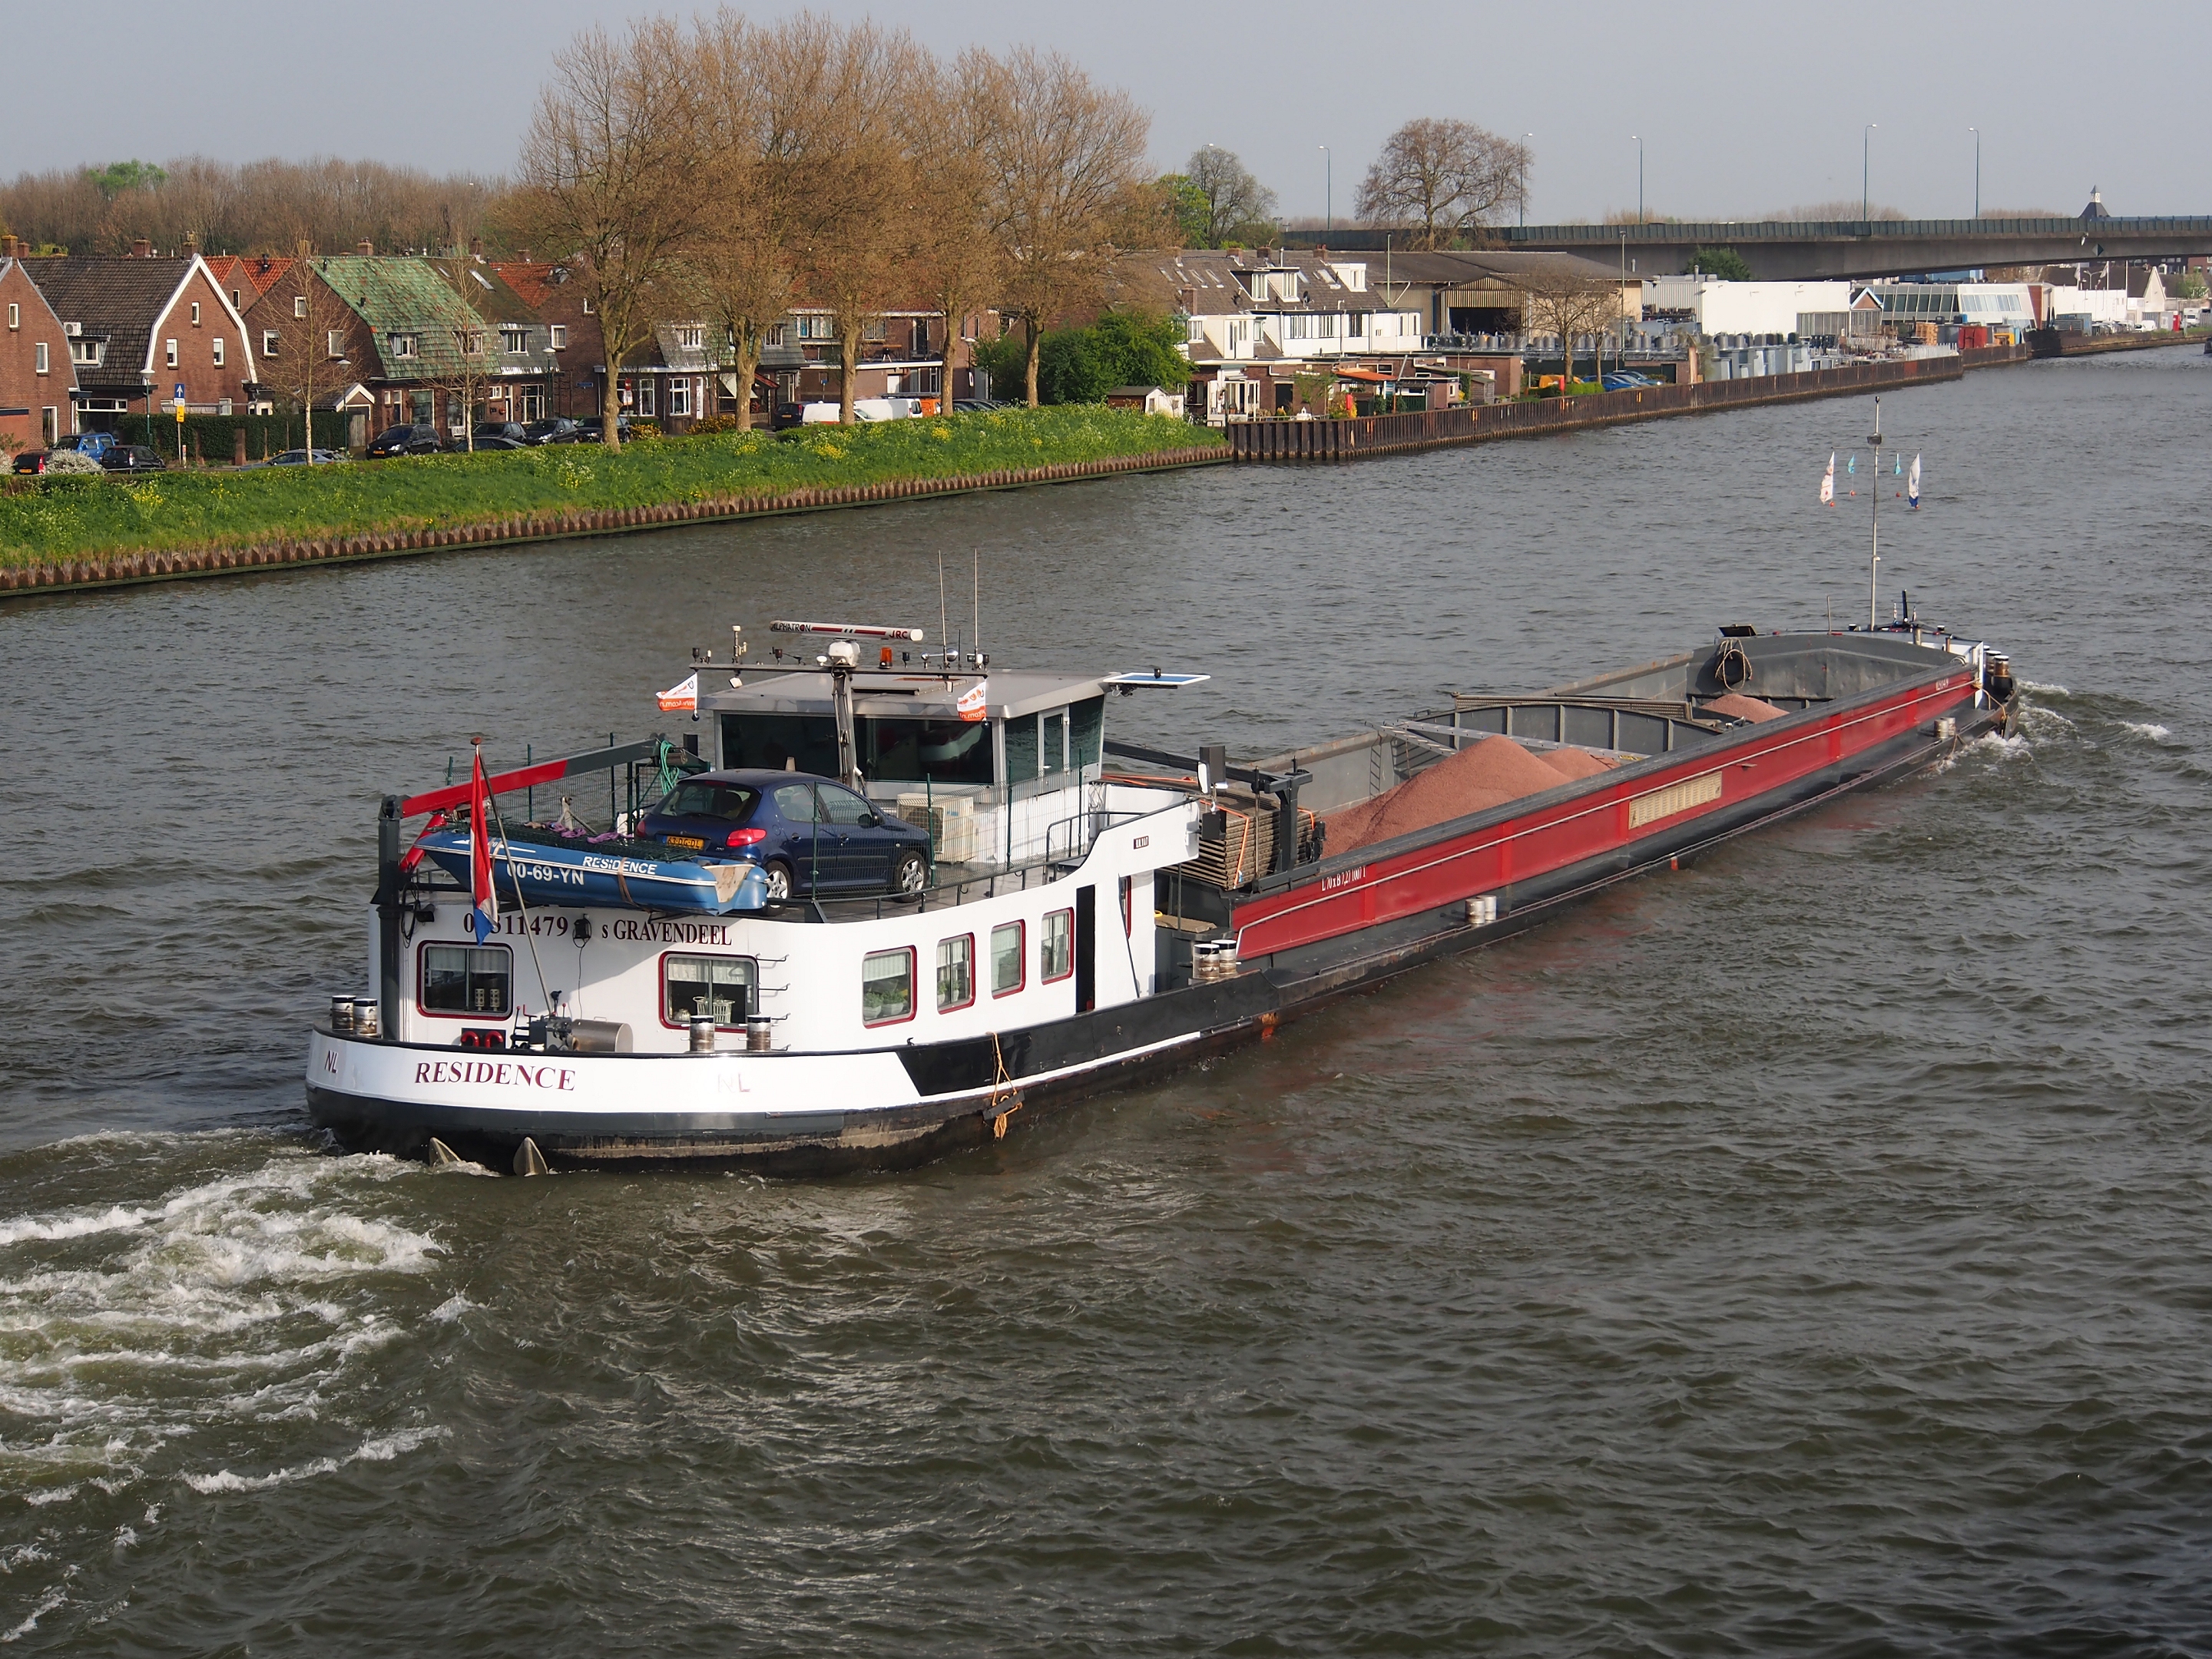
left=601, top=364, right=624, bottom=452
left=838, top=325, right=859, bottom=425
left=733, top=329, right=761, bottom=432
left=1024, top=316, right=1041, bottom=409
left=936, top=295, right=961, bottom=412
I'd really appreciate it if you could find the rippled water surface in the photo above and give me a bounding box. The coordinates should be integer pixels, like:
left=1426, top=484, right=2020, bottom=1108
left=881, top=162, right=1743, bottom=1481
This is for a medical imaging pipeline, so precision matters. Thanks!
left=4, top=352, right=2210, bottom=1654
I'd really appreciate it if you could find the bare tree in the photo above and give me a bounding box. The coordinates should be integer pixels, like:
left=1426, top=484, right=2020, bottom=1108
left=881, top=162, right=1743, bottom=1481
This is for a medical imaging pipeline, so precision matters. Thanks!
left=898, top=47, right=1004, bottom=412
left=429, top=257, right=501, bottom=451
left=512, top=18, right=708, bottom=449
left=978, top=48, right=1155, bottom=408
left=780, top=18, right=921, bottom=425
left=263, top=247, right=356, bottom=460
left=1356, top=119, right=1528, bottom=249
left=1518, top=263, right=1624, bottom=388
left=687, top=9, right=796, bottom=434
left=1184, top=146, right=1278, bottom=247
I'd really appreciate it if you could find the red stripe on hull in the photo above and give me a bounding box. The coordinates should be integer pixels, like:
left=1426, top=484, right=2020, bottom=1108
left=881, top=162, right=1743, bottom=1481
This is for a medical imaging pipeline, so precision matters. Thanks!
left=1232, top=674, right=1975, bottom=959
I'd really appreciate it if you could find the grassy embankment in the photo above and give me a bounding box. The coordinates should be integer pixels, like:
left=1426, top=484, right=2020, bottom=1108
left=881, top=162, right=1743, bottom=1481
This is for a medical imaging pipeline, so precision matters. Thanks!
left=0, top=407, right=1223, bottom=571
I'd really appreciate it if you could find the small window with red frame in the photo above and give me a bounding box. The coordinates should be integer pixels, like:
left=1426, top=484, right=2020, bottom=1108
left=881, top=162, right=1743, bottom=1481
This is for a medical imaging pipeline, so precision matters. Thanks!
left=863, top=948, right=915, bottom=1025
left=1041, top=909, right=1073, bottom=982
left=991, top=921, right=1024, bottom=996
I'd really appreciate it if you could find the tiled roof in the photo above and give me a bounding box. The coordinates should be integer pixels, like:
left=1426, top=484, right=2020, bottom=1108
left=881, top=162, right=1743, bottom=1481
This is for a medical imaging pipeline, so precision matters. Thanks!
left=492, top=261, right=561, bottom=307
left=203, top=254, right=296, bottom=304
left=313, top=254, right=487, bottom=382
left=18, top=256, right=199, bottom=392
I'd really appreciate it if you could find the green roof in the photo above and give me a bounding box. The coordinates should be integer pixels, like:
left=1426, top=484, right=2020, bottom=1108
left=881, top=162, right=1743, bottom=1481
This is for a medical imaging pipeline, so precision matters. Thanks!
left=317, top=254, right=488, bottom=383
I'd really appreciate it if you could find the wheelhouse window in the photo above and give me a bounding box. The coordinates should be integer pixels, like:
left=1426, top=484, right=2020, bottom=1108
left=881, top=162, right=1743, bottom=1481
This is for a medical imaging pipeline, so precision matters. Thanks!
left=863, top=948, right=914, bottom=1025
left=664, top=954, right=758, bottom=1028
left=1041, top=910, right=1073, bottom=982
left=860, top=716, right=993, bottom=786
left=937, top=935, right=974, bottom=1012
left=422, top=944, right=512, bottom=1015
left=719, top=712, right=840, bottom=777
left=992, top=921, right=1024, bottom=996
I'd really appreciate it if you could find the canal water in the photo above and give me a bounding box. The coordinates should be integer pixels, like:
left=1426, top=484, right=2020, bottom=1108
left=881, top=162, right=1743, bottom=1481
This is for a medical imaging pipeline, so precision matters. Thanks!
left=2, top=349, right=2208, bottom=1654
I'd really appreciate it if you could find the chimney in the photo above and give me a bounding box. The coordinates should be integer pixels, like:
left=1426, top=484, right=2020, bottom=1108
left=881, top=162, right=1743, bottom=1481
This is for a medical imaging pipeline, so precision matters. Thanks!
left=185, top=231, right=199, bottom=253
left=357, top=239, right=374, bottom=257
left=0, top=233, right=17, bottom=259
left=470, top=236, right=484, bottom=260
left=518, top=248, right=531, bottom=263
left=132, top=237, right=152, bottom=258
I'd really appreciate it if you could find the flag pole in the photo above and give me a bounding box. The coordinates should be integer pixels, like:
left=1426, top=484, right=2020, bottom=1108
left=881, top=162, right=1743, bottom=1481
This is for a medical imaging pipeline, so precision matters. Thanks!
left=1867, top=399, right=1882, bottom=631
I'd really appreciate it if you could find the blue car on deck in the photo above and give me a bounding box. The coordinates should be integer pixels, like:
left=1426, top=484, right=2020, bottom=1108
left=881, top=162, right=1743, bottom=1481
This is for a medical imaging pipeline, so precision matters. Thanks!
left=638, top=769, right=932, bottom=901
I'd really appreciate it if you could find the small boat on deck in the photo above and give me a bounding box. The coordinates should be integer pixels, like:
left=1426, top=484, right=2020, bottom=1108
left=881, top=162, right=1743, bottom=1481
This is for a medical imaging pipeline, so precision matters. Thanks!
left=413, top=826, right=767, bottom=916
left=306, top=608, right=2018, bottom=1174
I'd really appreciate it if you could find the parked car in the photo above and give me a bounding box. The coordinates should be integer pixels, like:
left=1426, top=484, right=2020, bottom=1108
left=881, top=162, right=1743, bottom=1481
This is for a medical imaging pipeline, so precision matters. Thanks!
left=470, top=422, right=528, bottom=445
left=556, top=416, right=635, bottom=445
left=469, top=435, right=528, bottom=451
left=98, top=445, right=168, bottom=473
left=951, top=399, right=1004, bottom=413
left=363, top=425, right=450, bottom=459
left=1600, top=371, right=1658, bottom=390
left=637, top=770, right=932, bottom=901
left=12, top=432, right=120, bottom=473
left=250, top=448, right=347, bottom=467
left=520, top=416, right=581, bottom=445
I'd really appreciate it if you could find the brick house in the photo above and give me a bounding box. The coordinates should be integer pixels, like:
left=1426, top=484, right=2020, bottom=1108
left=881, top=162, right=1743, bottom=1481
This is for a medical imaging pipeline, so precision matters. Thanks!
left=247, top=250, right=558, bottom=442
left=0, top=240, right=77, bottom=451
left=492, top=260, right=598, bottom=424
left=22, top=240, right=258, bottom=433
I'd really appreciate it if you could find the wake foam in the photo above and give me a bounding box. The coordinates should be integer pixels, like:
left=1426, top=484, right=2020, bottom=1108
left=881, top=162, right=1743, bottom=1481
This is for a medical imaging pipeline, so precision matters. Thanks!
left=0, top=1147, right=445, bottom=1479
left=182, top=1426, right=447, bottom=1495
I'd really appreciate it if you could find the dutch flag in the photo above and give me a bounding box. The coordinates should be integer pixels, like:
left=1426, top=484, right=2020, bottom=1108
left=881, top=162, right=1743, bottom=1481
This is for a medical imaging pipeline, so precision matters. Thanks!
left=469, top=748, right=498, bottom=944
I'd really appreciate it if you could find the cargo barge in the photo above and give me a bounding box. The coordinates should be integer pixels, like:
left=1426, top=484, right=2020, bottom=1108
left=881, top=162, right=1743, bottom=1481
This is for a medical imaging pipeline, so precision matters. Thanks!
left=306, top=611, right=2017, bottom=1173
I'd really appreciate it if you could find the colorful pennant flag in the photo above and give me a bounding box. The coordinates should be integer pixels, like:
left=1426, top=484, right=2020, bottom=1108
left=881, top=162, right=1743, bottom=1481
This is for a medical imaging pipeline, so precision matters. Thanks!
left=956, top=679, right=990, bottom=723
left=1907, top=452, right=1922, bottom=508
left=657, top=672, right=699, bottom=712
left=1820, top=452, right=1835, bottom=506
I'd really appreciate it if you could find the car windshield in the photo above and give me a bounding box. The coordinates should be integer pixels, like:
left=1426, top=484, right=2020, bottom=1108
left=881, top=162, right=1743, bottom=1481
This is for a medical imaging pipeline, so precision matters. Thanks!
left=657, top=780, right=760, bottom=823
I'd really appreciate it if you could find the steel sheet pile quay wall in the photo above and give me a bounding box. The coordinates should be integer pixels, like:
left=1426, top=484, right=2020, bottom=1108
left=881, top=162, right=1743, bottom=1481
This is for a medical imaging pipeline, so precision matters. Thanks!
left=1230, top=356, right=1966, bottom=462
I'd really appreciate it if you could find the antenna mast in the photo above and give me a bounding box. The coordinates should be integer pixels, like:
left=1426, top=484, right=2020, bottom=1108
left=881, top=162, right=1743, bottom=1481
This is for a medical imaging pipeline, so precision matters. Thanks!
left=1867, top=398, right=1882, bottom=631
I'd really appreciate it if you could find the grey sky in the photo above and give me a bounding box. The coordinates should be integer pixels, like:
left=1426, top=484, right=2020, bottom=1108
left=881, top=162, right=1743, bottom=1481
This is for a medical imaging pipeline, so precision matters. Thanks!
left=9, top=0, right=2203, bottom=224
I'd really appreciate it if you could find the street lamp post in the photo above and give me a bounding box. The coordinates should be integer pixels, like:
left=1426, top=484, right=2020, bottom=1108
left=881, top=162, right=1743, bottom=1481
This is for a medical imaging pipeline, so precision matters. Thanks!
left=1633, top=134, right=1644, bottom=223
left=1863, top=124, right=1876, bottom=227
left=1969, top=127, right=1980, bottom=220
left=1320, top=145, right=1330, bottom=234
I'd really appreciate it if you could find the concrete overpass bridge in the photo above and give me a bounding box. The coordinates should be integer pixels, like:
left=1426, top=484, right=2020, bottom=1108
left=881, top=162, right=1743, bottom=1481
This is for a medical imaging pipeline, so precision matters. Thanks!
left=1285, top=218, right=2212, bottom=280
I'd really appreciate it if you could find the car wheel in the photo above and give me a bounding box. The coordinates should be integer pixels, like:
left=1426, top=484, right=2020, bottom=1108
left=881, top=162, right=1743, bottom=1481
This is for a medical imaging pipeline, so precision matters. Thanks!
left=891, top=851, right=928, bottom=899
left=762, top=859, right=794, bottom=902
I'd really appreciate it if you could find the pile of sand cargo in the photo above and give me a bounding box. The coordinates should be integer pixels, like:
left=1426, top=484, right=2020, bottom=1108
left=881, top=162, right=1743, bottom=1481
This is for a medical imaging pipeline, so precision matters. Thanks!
left=1324, top=734, right=1618, bottom=855
left=1705, top=692, right=1787, bottom=722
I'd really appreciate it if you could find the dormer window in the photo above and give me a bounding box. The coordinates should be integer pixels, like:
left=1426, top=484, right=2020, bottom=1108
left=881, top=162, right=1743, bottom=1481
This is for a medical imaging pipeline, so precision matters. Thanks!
left=501, top=327, right=528, bottom=354
left=390, top=333, right=419, bottom=359
left=676, top=325, right=704, bottom=349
